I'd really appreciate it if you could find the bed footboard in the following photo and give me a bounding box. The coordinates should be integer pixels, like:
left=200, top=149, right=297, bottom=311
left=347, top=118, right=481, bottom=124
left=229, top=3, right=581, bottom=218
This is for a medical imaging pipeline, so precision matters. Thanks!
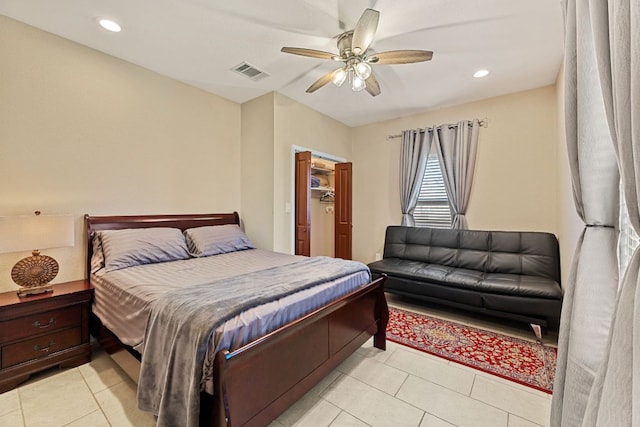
left=208, top=275, right=387, bottom=427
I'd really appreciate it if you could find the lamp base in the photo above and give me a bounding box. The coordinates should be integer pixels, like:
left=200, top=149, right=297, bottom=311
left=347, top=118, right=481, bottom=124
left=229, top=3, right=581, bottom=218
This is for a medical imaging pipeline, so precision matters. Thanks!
left=17, top=284, right=54, bottom=298
left=11, top=251, right=59, bottom=290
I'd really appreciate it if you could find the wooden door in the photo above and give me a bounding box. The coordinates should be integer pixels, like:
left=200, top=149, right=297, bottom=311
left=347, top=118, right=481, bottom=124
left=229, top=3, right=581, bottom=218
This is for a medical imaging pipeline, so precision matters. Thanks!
left=334, top=162, right=352, bottom=260
left=294, top=151, right=311, bottom=256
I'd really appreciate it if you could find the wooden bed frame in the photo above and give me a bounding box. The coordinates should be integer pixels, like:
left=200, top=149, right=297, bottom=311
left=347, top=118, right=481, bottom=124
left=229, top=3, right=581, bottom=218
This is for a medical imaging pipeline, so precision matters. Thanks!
left=85, top=212, right=388, bottom=427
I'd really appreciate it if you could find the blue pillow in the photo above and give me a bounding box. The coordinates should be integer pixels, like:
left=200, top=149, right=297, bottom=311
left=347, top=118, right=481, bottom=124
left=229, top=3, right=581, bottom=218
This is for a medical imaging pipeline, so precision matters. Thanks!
left=98, top=227, right=190, bottom=272
left=184, top=224, right=255, bottom=257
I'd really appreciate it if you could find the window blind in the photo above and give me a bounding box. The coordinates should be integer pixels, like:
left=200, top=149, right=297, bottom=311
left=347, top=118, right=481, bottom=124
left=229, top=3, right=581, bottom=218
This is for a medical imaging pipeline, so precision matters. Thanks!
left=619, top=192, right=640, bottom=275
left=414, top=154, right=452, bottom=228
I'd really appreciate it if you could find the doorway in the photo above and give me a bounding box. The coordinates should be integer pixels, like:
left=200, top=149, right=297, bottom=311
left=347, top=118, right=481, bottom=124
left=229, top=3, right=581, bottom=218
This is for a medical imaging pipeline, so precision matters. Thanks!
left=293, top=149, right=352, bottom=260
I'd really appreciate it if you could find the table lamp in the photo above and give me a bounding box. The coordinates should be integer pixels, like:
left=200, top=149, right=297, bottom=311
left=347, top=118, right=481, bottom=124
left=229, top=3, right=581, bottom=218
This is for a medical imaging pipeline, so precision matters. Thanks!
left=0, top=211, right=74, bottom=297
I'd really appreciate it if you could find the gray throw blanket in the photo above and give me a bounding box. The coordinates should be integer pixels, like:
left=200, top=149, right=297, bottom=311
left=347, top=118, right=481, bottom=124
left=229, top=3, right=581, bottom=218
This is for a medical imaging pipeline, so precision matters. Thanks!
left=137, top=256, right=370, bottom=427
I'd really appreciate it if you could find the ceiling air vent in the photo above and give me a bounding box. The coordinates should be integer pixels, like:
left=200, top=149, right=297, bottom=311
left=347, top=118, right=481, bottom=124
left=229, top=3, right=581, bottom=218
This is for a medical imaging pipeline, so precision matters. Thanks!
left=231, top=62, right=269, bottom=81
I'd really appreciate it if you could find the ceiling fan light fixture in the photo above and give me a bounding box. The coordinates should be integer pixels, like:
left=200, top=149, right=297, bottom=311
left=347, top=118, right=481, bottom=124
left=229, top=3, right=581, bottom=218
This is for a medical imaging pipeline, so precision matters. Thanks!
left=280, top=8, right=433, bottom=97
left=332, top=68, right=348, bottom=87
left=354, top=61, right=372, bottom=80
left=352, top=75, right=366, bottom=92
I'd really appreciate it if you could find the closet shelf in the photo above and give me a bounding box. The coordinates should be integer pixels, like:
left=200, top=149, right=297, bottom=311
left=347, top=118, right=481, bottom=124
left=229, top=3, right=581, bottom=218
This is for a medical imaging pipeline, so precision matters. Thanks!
left=311, top=166, right=334, bottom=175
left=311, top=186, right=333, bottom=192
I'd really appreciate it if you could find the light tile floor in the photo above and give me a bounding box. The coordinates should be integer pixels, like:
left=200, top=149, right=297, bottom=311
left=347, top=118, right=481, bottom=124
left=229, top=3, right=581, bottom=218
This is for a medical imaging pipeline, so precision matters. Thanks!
left=0, top=295, right=556, bottom=427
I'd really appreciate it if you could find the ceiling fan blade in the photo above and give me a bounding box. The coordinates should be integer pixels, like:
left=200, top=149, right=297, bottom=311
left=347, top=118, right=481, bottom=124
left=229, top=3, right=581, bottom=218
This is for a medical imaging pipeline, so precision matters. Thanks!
left=306, top=70, right=335, bottom=93
left=369, top=50, right=433, bottom=64
left=365, top=74, right=381, bottom=97
left=281, top=47, right=337, bottom=60
left=351, top=8, right=379, bottom=54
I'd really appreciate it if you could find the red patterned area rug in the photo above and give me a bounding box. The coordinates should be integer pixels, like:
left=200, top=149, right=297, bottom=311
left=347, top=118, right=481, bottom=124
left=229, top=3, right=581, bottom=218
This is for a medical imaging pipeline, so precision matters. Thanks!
left=387, top=307, right=557, bottom=393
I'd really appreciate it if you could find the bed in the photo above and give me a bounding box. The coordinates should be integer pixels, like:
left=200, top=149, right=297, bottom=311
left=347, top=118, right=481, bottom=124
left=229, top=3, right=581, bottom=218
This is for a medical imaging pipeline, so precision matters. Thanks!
left=85, top=212, right=388, bottom=427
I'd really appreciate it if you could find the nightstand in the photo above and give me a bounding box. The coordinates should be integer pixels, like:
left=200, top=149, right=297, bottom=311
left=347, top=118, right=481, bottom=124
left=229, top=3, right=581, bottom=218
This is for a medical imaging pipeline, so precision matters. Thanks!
left=0, top=280, right=93, bottom=392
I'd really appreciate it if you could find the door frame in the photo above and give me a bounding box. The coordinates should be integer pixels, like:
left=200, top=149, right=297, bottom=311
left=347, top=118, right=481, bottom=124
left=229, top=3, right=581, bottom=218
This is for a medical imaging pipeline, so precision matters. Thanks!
left=290, top=145, right=346, bottom=254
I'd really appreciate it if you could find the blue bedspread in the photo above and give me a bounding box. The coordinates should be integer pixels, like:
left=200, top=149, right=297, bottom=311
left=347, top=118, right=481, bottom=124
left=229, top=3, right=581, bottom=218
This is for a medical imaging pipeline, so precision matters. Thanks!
left=137, top=256, right=370, bottom=427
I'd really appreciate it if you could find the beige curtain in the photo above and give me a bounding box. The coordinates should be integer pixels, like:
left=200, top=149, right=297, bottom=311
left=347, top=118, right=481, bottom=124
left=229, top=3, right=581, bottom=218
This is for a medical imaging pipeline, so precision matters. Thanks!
left=550, top=0, right=620, bottom=425
left=433, top=120, right=480, bottom=229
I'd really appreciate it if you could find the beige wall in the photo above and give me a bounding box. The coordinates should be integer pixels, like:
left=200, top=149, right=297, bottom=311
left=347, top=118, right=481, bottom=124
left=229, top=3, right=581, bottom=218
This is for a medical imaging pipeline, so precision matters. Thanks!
left=238, top=93, right=351, bottom=254
left=240, top=93, right=275, bottom=250
left=0, top=16, right=241, bottom=292
left=351, top=86, right=560, bottom=264
left=272, top=93, right=351, bottom=253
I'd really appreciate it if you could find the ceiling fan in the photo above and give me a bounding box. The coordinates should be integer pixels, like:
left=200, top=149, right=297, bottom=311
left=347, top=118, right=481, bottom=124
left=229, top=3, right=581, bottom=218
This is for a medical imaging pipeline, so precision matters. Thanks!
left=281, top=8, right=433, bottom=97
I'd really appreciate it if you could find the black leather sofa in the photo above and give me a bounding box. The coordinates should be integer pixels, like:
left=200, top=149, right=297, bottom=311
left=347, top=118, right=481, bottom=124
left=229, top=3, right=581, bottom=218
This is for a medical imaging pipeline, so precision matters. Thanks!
left=368, top=226, right=563, bottom=331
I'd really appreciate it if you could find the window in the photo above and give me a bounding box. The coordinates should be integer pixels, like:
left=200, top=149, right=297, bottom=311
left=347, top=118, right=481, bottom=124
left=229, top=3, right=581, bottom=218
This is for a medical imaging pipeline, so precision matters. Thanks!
left=414, top=151, right=452, bottom=228
left=618, top=191, right=640, bottom=276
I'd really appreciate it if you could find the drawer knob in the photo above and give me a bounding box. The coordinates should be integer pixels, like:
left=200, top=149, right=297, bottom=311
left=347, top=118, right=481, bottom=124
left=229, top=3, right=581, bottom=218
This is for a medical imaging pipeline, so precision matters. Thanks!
left=33, top=340, right=57, bottom=352
left=33, top=318, right=56, bottom=329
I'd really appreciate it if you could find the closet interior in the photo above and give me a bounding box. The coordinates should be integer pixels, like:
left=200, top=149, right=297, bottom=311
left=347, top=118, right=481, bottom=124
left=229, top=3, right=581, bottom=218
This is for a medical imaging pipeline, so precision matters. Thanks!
left=310, top=156, right=335, bottom=257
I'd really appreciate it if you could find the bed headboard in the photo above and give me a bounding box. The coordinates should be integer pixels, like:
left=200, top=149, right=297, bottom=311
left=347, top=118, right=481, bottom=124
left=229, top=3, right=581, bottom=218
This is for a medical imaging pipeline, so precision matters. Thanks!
left=84, top=212, right=240, bottom=279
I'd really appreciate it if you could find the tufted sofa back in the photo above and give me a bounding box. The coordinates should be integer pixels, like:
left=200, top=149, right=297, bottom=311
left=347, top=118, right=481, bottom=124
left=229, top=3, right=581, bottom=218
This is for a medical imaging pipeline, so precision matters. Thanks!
left=383, top=226, right=561, bottom=283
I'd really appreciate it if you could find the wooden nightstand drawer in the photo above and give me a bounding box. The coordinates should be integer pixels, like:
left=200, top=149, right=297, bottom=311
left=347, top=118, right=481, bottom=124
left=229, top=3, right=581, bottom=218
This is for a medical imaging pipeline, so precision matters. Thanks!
left=0, top=305, right=81, bottom=344
left=0, top=280, right=92, bottom=392
left=2, top=327, right=82, bottom=368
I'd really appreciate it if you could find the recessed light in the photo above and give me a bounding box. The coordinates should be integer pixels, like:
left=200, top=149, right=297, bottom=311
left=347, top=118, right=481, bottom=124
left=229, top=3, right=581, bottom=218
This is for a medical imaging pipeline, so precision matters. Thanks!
left=98, top=18, right=122, bottom=33
left=473, top=69, right=490, bottom=78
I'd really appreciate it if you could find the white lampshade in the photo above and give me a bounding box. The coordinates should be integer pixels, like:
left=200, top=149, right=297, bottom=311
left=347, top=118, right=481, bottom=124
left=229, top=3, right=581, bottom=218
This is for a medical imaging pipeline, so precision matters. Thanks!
left=352, top=75, right=366, bottom=92
left=0, top=214, right=75, bottom=254
left=332, top=68, right=347, bottom=87
left=354, top=62, right=372, bottom=80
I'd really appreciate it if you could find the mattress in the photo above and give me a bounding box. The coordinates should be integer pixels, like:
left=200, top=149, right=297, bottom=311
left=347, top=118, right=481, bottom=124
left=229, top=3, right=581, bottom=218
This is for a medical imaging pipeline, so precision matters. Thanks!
left=90, top=248, right=370, bottom=393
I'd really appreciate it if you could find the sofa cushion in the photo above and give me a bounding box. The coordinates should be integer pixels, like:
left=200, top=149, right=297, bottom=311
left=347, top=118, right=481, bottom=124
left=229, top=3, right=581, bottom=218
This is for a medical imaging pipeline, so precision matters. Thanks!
left=382, top=275, right=484, bottom=307
left=481, top=273, right=562, bottom=299
left=368, top=258, right=562, bottom=299
left=368, top=257, right=480, bottom=284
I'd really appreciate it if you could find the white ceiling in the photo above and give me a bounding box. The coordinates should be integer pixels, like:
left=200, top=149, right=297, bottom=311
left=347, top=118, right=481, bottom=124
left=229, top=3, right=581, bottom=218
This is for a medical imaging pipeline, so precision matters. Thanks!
left=0, top=0, right=564, bottom=127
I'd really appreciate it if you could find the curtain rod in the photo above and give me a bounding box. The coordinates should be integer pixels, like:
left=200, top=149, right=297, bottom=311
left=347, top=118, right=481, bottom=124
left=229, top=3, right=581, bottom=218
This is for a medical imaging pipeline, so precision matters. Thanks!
left=386, top=118, right=488, bottom=141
